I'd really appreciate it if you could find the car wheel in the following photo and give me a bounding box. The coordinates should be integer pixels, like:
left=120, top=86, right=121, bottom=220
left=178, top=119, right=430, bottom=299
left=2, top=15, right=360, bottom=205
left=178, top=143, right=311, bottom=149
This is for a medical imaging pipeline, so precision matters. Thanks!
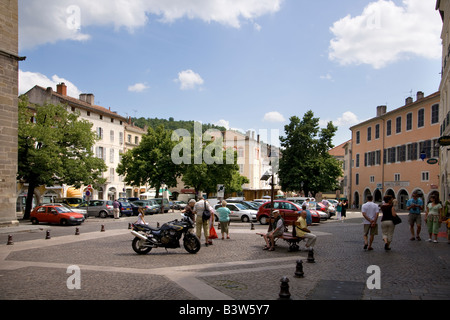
left=31, top=217, right=39, bottom=225
left=259, top=215, right=269, bottom=225
left=99, top=211, right=108, bottom=218
left=60, top=219, right=68, bottom=226
left=241, top=215, right=250, bottom=223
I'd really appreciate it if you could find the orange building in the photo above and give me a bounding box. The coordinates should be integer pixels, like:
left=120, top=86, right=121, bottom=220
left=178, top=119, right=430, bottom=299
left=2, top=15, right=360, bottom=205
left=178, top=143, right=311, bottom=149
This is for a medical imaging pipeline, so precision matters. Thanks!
left=349, top=91, right=440, bottom=209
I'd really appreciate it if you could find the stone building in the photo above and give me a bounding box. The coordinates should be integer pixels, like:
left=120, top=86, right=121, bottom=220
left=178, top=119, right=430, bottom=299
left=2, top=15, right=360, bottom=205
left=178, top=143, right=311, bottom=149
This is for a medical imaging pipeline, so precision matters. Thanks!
left=0, top=0, right=22, bottom=226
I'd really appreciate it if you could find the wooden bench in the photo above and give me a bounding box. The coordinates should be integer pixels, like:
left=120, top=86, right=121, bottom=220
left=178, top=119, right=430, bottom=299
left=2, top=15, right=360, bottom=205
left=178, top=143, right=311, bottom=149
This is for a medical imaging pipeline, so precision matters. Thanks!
left=256, top=221, right=304, bottom=252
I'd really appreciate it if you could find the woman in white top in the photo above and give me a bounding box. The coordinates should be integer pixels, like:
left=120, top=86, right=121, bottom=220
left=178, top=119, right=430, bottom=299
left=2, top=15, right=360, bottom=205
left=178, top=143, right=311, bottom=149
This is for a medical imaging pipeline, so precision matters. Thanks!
left=136, top=207, right=147, bottom=225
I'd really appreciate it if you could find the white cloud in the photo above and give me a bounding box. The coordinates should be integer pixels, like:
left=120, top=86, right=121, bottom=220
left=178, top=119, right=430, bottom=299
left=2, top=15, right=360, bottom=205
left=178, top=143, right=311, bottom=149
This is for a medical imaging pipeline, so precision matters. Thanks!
left=19, top=70, right=82, bottom=97
left=320, top=73, right=333, bottom=81
left=19, top=0, right=283, bottom=50
left=263, top=111, right=286, bottom=123
left=215, top=119, right=230, bottom=129
left=320, top=111, right=361, bottom=127
left=175, top=70, right=204, bottom=90
left=329, top=0, right=442, bottom=69
left=128, top=83, right=149, bottom=92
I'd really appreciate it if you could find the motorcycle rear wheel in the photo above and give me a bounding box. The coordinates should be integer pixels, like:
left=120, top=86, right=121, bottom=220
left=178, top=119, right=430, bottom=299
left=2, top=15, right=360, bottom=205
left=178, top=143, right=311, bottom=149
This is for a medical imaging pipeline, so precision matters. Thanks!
left=183, top=234, right=201, bottom=254
left=132, top=237, right=153, bottom=254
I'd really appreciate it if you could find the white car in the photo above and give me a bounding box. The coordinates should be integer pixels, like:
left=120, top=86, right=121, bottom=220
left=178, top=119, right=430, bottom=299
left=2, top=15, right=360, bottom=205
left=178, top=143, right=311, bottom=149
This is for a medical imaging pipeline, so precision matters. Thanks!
left=214, top=203, right=257, bottom=222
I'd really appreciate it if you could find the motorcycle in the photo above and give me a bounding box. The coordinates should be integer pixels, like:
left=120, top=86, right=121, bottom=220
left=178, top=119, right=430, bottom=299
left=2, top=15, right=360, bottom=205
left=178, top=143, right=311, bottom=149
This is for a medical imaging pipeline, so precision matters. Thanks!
left=130, top=213, right=201, bottom=254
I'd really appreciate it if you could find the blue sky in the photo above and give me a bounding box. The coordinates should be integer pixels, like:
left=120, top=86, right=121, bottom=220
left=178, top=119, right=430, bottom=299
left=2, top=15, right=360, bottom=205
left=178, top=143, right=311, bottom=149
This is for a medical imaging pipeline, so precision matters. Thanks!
left=18, top=0, right=443, bottom=146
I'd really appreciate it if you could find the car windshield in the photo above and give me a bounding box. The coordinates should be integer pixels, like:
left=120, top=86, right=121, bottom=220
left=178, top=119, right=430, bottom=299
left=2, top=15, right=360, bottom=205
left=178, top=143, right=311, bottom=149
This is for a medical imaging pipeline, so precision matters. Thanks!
left=120, top=201, right=130, bottom=207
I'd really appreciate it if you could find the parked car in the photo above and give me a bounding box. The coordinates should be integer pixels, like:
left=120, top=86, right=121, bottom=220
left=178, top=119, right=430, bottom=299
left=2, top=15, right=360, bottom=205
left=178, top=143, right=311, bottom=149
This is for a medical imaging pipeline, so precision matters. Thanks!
left=53, top=203, right=87, bottom=219
left=130, top=202, right=140, bottom=216
left=214, top=203, right=257, bottom=222
left=79, top=200, right=114, bottom=218
left=149, top=198, right=170, bottom=213
left=55, top=197, right=83, bottom=207
left=30, top=205, right=85, bottom=226
left=226, top=199, right=260, bottom=210
left=173, top=200, right=188, bottom=210
left=131, top=200, right=160, bottom=215
left=257, top=200, right=320, bottom=225
left=119, top=201, right=133, bottom=217
left=309, top=201, right=330, bottom=219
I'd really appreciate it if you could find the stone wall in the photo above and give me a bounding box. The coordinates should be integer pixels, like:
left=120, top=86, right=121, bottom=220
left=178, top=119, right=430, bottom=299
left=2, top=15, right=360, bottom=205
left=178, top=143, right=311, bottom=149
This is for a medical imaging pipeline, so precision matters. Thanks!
left=0, top=0, right=19, bottom=226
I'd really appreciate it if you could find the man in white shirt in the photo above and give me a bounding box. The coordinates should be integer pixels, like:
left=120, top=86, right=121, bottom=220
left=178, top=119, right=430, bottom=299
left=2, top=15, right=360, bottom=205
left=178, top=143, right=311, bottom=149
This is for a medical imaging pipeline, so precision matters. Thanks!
left=361, top=195, right=379, bottom=251
left=193, top=197, right=214, bottom=246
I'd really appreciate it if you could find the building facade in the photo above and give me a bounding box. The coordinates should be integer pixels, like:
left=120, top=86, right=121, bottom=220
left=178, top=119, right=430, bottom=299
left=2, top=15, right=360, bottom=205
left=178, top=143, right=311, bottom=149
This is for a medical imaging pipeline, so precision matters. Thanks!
left=24, top=83, right=129, bottom=203
left=437, top=0, right=450, bottom=202
left=0, top=0, right=21, bottom=226
left=349, top=91, right=441, bottom=209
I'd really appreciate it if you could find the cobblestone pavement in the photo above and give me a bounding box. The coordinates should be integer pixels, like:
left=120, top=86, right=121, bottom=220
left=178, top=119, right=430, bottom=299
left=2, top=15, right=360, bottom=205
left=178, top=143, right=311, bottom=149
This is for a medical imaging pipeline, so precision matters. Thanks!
left=0, top=210, right=449, bottom=301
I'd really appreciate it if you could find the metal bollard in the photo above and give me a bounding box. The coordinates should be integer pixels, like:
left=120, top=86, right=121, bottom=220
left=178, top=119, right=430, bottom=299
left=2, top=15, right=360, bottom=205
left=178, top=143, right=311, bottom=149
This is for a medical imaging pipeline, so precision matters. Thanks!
left=7, top=235, right=13, bottom=245
left=278, top=276, right=292, bottom=300
left=251, top=222, right=255, bottom=230
left=307, top=249, right=315, bottom=263
left=128, top=223, right=131, bottom=229
left=45, top=230, right=51, bottom=239
left=295, top=260, right=304, bottom=278
left=101, top=225, right=105, bottom=232
left=75, top=227, right=80, bottom=235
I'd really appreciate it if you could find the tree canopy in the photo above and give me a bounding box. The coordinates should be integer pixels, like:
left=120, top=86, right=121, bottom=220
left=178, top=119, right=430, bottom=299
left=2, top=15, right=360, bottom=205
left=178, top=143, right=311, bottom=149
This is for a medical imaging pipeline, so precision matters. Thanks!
left=18, top=96, right=107, bottom=219
left=278, top=110, right=342, bottom=196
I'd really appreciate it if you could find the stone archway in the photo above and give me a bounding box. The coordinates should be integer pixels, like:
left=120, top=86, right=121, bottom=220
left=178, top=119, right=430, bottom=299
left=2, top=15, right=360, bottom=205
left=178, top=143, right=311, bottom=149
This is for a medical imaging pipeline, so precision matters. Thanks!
left=397, top=189, right=409, bottom=210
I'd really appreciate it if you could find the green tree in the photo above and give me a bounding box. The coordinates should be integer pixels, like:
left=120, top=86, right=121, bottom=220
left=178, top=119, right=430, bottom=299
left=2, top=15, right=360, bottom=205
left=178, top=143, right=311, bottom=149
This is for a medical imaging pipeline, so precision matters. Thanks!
left=117, top=125, right=183, bottom=198
left=278, top=110, right=342, bottom=196
left=18, top=96, right=107, bottom=219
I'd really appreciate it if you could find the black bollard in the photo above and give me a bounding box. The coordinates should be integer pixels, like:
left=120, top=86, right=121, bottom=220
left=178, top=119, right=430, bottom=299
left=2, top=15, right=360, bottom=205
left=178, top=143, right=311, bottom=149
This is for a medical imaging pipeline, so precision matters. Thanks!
left=307, top=249, right=315, bottom=263
left=45, top=230, right=51, bottom=240
left=278, top=276, right=292, bottom=300
left=101, top=225, right=105, bottom=232
left=7, top=235, right=13, bottom=245
left=157, top=222, right=160, bottom=228
left=75, top=227, right=80, bottom=235
left=128, top=223, right=131, bottom=229
left=295, top=260, right=304, bottom=278
left=251, top=222, right=255, bottom=230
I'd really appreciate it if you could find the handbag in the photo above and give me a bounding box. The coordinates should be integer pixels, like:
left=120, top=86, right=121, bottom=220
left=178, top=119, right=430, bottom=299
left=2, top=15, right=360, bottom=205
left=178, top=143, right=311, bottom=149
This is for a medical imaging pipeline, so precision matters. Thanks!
left=202, top=201, right=211, bottom=221
left=393, top=214, right=402, bottom=225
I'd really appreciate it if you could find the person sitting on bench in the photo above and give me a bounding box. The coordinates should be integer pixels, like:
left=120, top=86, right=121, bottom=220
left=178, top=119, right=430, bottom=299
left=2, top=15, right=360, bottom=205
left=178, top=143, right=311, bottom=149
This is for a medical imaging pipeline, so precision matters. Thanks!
left=296, top=207, right=317, bottom=251
left=263, top=210, right=284, bottom=251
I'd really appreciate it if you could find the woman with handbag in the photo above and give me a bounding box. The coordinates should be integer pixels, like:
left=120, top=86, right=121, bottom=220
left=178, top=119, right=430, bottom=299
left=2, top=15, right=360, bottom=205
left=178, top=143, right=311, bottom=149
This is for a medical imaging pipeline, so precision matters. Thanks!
left=380, top=195, right=399, bottom=251
left=425, top=195, right=443, bottom=243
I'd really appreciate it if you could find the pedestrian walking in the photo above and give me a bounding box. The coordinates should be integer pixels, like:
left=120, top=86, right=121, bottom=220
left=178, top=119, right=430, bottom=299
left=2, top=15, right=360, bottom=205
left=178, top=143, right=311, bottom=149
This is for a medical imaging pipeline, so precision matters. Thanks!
left=113, top=199, right=120, bottom=219
left=295, top=209, right=317, bottom=251
left=380, top=195, right=399, bottom=251
left=216, top=200, right=231, bottom=239
left=425, top=195, right=443, bottom=243
left=406, top=192, right=424, bottom=241
left=341, top=199, right=348, bottom=221
left=193, top=197, right=213, bottom=246
left=361, top=195, right=379, bottom=251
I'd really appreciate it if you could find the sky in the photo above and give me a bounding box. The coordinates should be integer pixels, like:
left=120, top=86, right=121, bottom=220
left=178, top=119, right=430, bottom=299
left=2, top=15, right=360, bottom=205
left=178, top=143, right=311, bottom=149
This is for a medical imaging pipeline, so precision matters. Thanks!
left=18, top=0, right=443, bottom=147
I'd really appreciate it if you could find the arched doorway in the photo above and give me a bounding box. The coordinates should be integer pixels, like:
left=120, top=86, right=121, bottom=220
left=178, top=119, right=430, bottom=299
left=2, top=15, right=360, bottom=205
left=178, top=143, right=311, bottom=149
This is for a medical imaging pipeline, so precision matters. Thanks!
left=363, top=188, right=372, bottom=203
left=374, top=189, right=382, bottom=204
left=354, top=191, right=360, bottom=209
left=398, top=189, right=409, bottom=210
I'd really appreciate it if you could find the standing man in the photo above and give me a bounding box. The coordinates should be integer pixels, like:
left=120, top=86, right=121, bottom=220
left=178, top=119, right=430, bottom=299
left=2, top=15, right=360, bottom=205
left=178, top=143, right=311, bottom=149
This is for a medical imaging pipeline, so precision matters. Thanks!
left=193, top=197, right=213, bottom=246
left=361, top=195, right=379, bottom=251
left=406, top=192, right=424, bottom=241
left=113, top=199, right=120, bottom=219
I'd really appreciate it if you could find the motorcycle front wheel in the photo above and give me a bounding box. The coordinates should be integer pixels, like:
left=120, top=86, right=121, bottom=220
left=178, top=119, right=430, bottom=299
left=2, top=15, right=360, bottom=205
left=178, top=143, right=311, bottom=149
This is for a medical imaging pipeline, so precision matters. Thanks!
left=183, top=234, right=201, bottom=254
left=132, top=237, right=153, bottom=254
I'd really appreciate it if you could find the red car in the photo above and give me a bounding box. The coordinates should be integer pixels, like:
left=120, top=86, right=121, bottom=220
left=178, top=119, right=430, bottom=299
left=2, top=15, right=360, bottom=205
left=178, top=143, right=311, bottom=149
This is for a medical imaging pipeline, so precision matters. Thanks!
left=256, top=200, right=320, bottom=225
left=30, top=205, right=85, bottom=226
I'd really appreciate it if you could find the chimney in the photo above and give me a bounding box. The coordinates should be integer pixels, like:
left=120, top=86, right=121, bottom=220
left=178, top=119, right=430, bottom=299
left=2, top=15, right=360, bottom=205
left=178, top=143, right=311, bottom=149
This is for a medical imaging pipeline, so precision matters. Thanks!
left=56, top=83, right=67, bottom=96
left=416, top=91, right=424, bottom=101
left=79, top=93, right=94, bottom=105
left=405, top=97, right=413, bottom=105
left=376, top=105, right=387, bottom=117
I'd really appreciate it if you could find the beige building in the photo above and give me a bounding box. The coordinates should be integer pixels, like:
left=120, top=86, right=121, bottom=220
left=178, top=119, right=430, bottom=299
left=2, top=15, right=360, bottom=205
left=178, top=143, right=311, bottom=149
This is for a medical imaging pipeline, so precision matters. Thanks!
left=437, top=0, right=450, bottom=202
left=349, top=91, right=440, bottom=209
left=0, top=0, right=21, bottom=226
left=24, top=83, right=129, bottom=202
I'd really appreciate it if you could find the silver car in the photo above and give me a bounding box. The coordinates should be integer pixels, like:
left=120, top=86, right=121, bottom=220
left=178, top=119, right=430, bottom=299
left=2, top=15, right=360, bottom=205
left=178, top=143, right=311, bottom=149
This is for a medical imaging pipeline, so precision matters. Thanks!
left=131, top=200, right=160, bottom=215
left=214, top=203, right=257, bottom=222
left=79, top=200, right=114, bottom=218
